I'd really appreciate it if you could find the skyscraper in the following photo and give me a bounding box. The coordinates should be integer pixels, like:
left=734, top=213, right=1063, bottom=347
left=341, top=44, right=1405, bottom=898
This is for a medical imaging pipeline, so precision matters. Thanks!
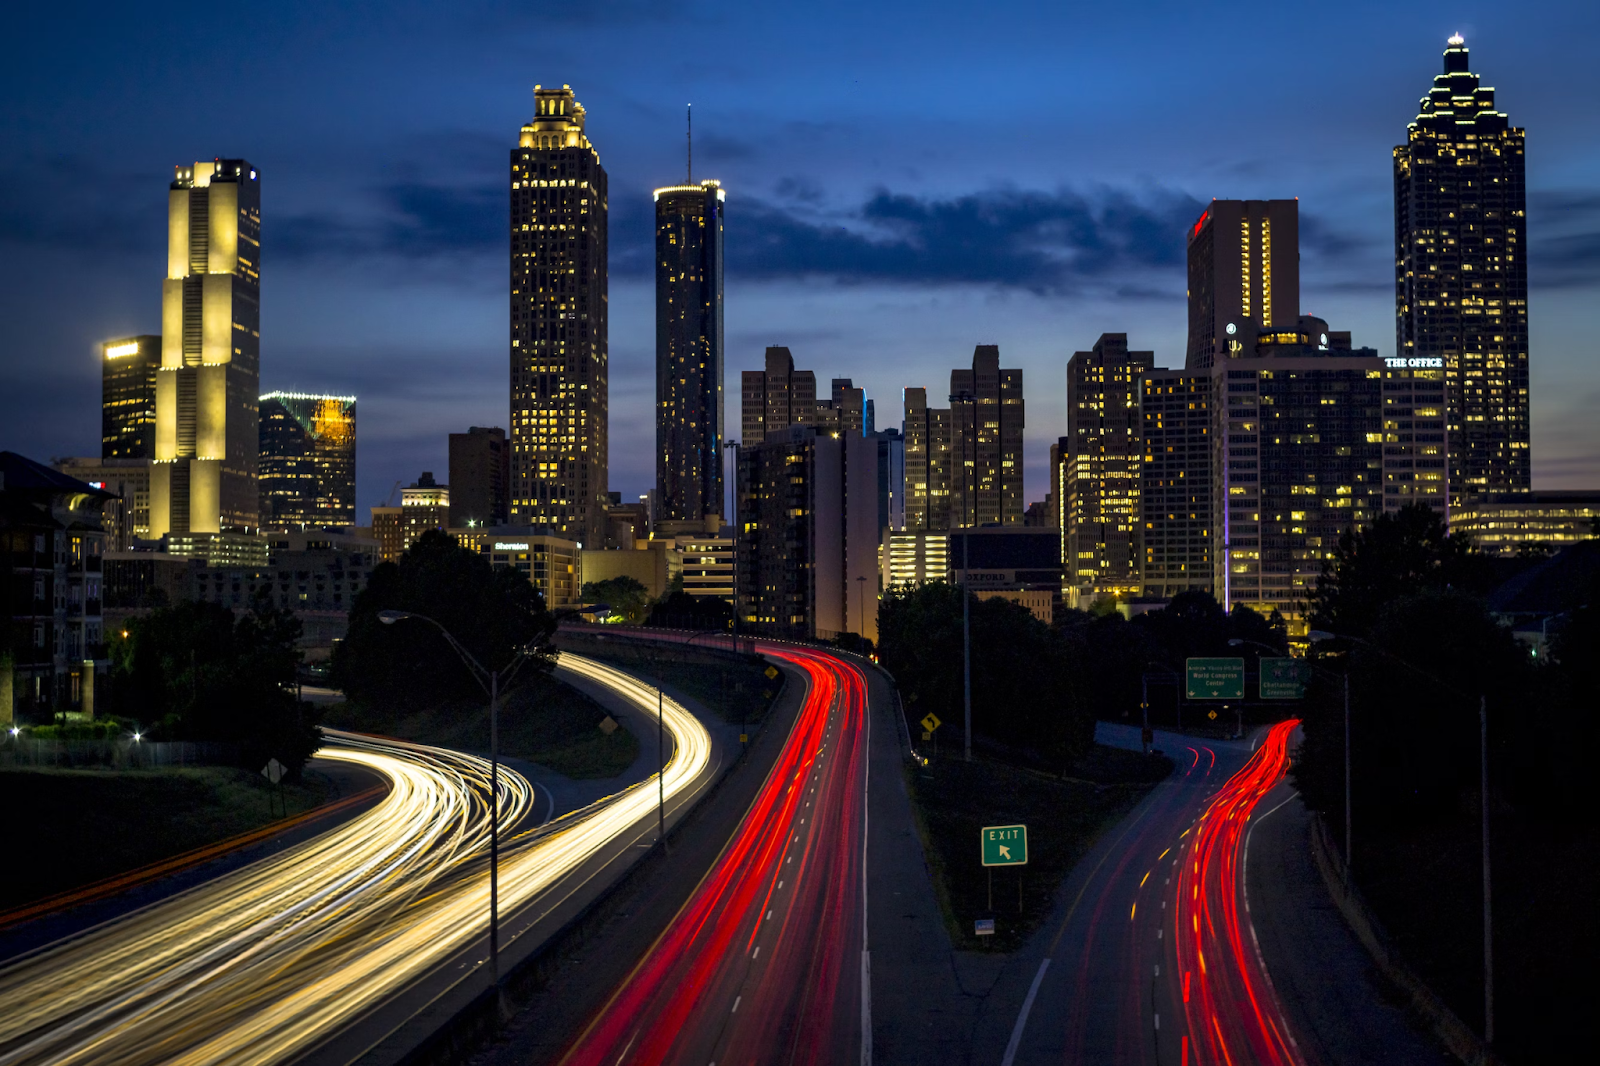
left=258, top=392, right=356, bottom=531
left=949, top=345, right=1024, bottom=528
left=101, top=336, right=160, bottom=460
left=816, top=378, right=867, bottom=437
left=740, top=346, right=816, bottom=444
left=902, top=387, right=951, bottom=532
left=1140, top=370, right=1213, bottom=599
left=449, top=426, right=511, bottom=528
left=1395, top=35, right=1528, bottom=502
left=654, top=178, right=725, bottom=523
left=151, top=160, right=261, bottom=538
left=1185, top=200, right=1301, bottom=371
left=1064, top=334, right=1152, bottom=604
left=510, top=85, right=608, bottom=545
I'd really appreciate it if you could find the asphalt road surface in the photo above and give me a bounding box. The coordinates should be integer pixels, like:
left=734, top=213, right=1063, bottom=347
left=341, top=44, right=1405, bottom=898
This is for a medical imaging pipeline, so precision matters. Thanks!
left=558, top=643, right=873, bottom=1066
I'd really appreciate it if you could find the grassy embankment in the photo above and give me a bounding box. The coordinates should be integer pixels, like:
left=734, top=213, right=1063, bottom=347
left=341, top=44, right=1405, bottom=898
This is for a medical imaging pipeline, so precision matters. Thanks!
left=323, top=671, right=639, bottom=779
left=0, top=766, right=334, bottom=911
left=909, top=742, right=1173, bottom=952
left=567, top=642, right=780, bottom=728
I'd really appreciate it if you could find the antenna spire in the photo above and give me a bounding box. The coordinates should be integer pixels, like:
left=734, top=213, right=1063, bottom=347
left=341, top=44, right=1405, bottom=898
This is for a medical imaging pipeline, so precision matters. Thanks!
left=687, top=103, right=692, bottom=184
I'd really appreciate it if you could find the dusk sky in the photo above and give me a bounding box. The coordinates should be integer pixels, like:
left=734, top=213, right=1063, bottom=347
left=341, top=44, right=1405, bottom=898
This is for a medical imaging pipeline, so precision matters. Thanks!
left=4, top=1, right=1598, bottom=514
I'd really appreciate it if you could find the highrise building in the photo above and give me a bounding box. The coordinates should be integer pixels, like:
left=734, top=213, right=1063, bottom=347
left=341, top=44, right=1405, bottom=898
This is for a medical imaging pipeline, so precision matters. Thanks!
left=258, top=392, right=356, bottom=531
left=101, top=336, right=160, bottom=460
left=510, top=85, right=608, bottom=545
left=371, top=472, right=449, bottom=564
left=1395, top=34, right=1529, bottom=502
left=1379, top=360, right=1450, bottom=515
left=903, top=387, right=952, bottom=532
left=949, top=345, right=1025, bottom=528
left=654, top=179, right=725, bottom=522
left=1185, top=200, right=1301, bottom=370
left=735, top=426, right=879, bottom=640
left=816, top=378, right=867, bottom=437
left=1140, top=370, right=1214, bottom=599
left=1064, top=334, right=1152, bottom=604
left=54, top=458, right=153, bottom=551
left=151, top=160, right=261, bottom=538
left=875, top=427, right=905, bottom=536
left=740, top=346, right=816, bottom=444
left=449, top=426, right=511, bottom=528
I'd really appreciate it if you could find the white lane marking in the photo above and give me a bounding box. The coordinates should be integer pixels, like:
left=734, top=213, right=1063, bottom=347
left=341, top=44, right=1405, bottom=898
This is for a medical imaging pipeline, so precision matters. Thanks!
left=999, top=957, right=1052, bottom=1066
left=767, top=910, right=773, bottom=920
left=861, top=663, right=874, bottom=1066
left=731, top=995, right=741, bottom=1013
left=1242, top=790, right=1304, bottom=1060
left=778, top=881, right=784, bottom=889
left=752, top=945, right=760, bottom=960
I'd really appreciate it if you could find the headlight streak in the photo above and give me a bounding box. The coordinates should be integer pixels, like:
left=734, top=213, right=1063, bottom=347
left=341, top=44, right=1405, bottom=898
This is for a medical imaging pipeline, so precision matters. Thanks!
left=0, top=653, right=711, bottom=1066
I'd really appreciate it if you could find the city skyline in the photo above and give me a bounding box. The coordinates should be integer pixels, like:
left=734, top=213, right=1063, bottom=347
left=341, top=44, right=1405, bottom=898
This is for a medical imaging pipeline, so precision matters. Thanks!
left=3, top=6, right=1599, bottom=514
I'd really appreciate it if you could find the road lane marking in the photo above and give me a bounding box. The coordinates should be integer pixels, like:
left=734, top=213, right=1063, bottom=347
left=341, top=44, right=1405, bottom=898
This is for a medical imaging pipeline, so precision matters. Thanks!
left=752, top=946, right=760, bottom=959
left=731, top=995, right=741, bottom=1013
left=999, top=958, right=1051, bottom=1066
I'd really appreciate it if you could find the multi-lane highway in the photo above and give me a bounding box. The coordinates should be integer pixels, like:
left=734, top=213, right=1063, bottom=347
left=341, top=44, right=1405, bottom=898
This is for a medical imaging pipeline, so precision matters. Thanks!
left=0, top=653, right=712, bottom=1066
left=559, top=643, right=874, bottom=1066
left=999, top=721, right=1303, bottom=1066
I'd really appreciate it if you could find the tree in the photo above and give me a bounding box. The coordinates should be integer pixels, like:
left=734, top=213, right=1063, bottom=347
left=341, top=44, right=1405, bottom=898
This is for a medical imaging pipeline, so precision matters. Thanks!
left=581, top=575, right=651, bottom=624
left=113, top=599, right=321, bottom=774
left=1306, top=504, right=1478, bottom=637
left=645, top=587, right=732, bottom=631
left=331, top=530, right=557, bottom=714
left=878, top=582, right=1092, bottom=766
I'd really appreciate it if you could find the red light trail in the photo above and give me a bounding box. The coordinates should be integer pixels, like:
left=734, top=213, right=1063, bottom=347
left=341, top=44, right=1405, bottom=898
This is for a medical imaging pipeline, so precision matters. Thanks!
left=559, top=644, right=871, bottom=1066
left=1170, top=719, right=1302, bottom=1066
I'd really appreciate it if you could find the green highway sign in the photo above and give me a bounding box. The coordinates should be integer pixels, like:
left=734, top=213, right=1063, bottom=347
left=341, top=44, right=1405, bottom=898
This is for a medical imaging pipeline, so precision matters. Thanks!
left=981, top=824, right=1028, bottom=867
left=1260, top=658, right=1309, bottom=700
left=1186, top=657, right=1245, bottom=700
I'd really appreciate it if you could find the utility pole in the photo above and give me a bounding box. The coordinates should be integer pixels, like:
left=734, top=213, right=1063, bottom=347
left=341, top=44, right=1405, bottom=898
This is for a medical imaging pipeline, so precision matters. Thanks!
left=1481, top=693, right=1494, bottom=1045
left=1344, top=670, right=1352, bottom=875
left=962, top=528, right=972, bottom=762
left=1140, top=673, right=1150, bottom=755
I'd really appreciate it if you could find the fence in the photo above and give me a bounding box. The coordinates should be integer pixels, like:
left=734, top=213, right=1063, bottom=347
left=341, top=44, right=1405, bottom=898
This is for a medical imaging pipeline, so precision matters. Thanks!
left=0, top=738, right=239, bottom=770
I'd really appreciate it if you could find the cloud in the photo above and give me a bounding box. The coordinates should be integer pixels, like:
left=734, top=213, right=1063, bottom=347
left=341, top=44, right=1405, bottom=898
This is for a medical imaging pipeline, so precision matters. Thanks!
left=0, top=157, right=164, bottom=254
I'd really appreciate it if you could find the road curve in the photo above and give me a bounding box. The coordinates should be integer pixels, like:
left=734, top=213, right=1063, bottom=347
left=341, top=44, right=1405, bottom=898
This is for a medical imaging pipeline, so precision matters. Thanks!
left=0, top=652, right=712, bottom=1066
left=558, top=643, right=873, bottom=1066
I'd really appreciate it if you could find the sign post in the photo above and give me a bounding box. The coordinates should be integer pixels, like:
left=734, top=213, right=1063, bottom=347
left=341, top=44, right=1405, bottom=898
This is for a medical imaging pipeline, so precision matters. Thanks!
left=982, top=824, right=1028, bottom=917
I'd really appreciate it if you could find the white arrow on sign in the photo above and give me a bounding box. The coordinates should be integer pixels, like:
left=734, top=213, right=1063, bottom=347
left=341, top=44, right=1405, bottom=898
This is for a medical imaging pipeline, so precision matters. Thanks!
left=999, top=844, right=1011, bottom=860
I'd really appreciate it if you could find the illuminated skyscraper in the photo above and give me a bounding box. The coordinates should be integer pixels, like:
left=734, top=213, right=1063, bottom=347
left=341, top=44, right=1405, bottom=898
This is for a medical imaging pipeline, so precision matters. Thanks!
left=1395, top=35, right=1528, bottom=502
left=1064, top=334, right=1152, bottom=604
left=150, top=160, right=261, bottom=537
left=902, top=387, right=951, bottom=532
left=258, top=392, right=356, bottom=531
left=1140, top=370, right=1213, bottom=599
left=1185, top=200, right=1300, bottom=371
left=949, top=345, right=1024, bottom=528
left=511, top=85, right=608, bottom=545
left=740, top=346, right=815, bottom=444
left=101, top=335, right=160, bottom=459
left=654, top=179, right=724, bottom=522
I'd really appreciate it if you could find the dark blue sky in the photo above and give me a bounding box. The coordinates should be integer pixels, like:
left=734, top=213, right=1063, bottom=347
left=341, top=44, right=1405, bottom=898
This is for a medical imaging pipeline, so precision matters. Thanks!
left=4, top=1, right=1598, bottom=513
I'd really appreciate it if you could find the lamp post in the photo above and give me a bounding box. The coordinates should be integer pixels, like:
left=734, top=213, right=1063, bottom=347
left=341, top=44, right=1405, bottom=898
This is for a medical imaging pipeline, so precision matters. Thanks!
left=855, top=574, right=868, bottom=643
left=1308, top=628, right=1493, bottom=1045
left=378, top=609, right=537, bottom=1009
left=950, top=387, right=977, bottom=762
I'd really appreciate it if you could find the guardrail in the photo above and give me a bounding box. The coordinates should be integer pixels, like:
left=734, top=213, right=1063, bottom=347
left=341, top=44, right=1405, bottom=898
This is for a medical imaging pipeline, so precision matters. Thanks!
left=0, top=738, right=239, bottom=769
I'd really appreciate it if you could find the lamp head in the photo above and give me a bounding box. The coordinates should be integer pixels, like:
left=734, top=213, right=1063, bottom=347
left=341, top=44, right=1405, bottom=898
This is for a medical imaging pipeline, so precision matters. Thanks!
left=1307, top=630, right=1336, bottom=643
left=377, top=610, right=412, bottom=625
left=1227, top=638, right=1243, bottom=646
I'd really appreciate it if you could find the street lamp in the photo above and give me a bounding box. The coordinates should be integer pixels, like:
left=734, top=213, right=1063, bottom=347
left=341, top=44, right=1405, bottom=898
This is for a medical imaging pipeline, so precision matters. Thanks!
left=950, top=387, right=977, bottom=762
left=378, top=608, right=538, bottom=1009
left=1308, top=628, right=1494, bottom=1045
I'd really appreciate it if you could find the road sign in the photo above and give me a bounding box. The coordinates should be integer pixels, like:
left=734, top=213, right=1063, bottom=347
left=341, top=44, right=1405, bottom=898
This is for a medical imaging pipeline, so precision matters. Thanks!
left=1186, top=657, right=1245, bottom=700
left=1260, top=658, right=1309, bottom=700
left=598, top=715, right=619, bottom=735
left=764, top=665, right=780, bottom=680
left=981, top=824, right=1029, bottom=866
left=974, top=918, right=996, bottom=936
left=920, top=712, right=942, bottom=734
left=260, top=758, right=285, bottom=785
left=921, top=730, right=931, bottom=741
left=1208, top=709, right=1218, bottom=720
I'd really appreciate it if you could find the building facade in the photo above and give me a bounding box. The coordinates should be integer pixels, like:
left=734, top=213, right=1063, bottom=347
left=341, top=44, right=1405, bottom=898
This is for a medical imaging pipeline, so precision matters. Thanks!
left=54, top=457, right=153, bottom=552
left=1064, top=334, right=1152, bottom=605
left=736, top=427, right=879, bottom=641
left=1140, top=371, right=1214, bottom=599
left=258, top=392, right=356, bottom=532
left=903, top=387, right=952, bottom=532
left=371, top=472, right=449, bottom=564
left=1451, top=491, right=1600, bottom=554
left=511, top=85, right=608, bottom=545
left=1380, top=360, right=1450, bottom=515
left=449, top=426, right=511, bottom=529
left=654, top=180, right=725, bottom=523
left=454, top=527, right=583, bottom=610
left=740, top=346, right=816, bottom=445
left=151, top=159, right=261, bottom=539
left=949, top=345, right=1025, bottom=528
left=882, top=531, right=949, bottom=589
left=1186, top=199, right=1301, bottom=371
left=1395, top=35, right=1529, bottom=503
left=102, top=335, right=160, bottom=460
left=1, top=453, right=113, bottom=723
left=815, top=378, right=867, bottom=438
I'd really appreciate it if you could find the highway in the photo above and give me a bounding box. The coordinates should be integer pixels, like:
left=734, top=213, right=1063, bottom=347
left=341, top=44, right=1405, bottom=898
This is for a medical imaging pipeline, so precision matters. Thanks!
left=999, top=720, right=1304, bottom=1066
left=0, top=653, right=712, bottom=1066
left=559, top=643, right=874, bottom=1066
